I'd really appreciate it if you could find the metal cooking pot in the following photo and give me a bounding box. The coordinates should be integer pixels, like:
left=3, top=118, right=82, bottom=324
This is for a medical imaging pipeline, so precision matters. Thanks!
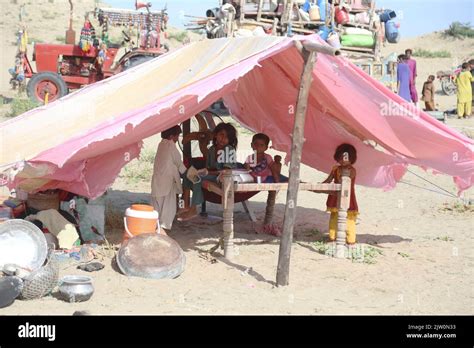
left=219, top=169, right=254, bottom=184
left=58, top=275, right=94, bottom=303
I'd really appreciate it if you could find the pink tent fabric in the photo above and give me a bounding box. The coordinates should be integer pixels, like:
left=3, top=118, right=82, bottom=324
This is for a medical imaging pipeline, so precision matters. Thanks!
left=1, top=35, right=473, bottom=198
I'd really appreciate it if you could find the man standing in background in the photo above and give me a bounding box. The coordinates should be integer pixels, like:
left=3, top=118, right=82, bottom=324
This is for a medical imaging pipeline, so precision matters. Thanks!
left=469, top=59, right=474, bottom=108
left=406, top=49, right=419, bottom=106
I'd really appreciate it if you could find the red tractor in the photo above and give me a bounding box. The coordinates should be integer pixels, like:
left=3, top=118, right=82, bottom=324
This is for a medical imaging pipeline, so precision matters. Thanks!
left=20, top=1, right=169, bottom=104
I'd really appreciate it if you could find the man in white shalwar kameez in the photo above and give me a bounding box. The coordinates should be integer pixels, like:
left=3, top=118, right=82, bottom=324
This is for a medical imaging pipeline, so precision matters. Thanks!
left=150, top=126, right=187, bottom=231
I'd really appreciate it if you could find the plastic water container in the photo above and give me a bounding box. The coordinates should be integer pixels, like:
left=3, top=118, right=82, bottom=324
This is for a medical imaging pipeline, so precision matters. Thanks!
left=385, top=20, right=400, bottom=43
left=317, top=0, right=327, bottom=21
left=318, top=25, right=330, bottom=40
left=123, top=204, right=159, bottom=241
left=380, top=10, right=397, bottom=23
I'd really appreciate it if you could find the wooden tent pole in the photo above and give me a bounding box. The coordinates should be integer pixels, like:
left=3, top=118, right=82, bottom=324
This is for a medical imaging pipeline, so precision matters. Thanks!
left=257, top=0, right=264, bottom=22
left=221, top=170, right=235, bottom=259
left=276, top=46, right=317, bottom=287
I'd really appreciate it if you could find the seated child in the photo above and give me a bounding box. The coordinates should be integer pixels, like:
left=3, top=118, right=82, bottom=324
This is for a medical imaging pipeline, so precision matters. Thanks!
left=322, top=143, right=358, bottom=244
left=179, top=122, right=238, bottom=220
left=244, top=133, right=287, bottom=183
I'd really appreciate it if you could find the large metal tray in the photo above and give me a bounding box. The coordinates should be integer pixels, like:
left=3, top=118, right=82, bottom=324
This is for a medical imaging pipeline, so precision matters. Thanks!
left=116, top=233, right=185, bottom=280
left=0, top=219, right=48, bottom=271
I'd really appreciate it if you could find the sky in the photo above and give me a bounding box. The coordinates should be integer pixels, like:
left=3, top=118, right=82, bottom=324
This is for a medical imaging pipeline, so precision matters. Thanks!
left=106, top=0, right=473, bottom=38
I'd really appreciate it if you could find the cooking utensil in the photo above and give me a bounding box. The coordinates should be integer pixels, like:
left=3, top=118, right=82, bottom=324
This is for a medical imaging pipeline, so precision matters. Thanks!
left=0, top=219, right=48, bottom=271
left=116, top=233, right=185, bottom=279
left=58, top=275, right=94, bottom=303
left=0, top=276, right=23, bottom=308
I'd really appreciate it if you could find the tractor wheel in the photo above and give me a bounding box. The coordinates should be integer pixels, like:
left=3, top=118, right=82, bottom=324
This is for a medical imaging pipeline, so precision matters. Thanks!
left=27, top=72, right=68, bottom=104
left=440, top=77, right=457, bottom=96
left=123, top=55, right=156, bottom=71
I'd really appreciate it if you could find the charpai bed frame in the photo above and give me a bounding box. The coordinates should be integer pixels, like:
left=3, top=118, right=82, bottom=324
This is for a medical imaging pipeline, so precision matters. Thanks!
left=203, top=169, right=352, bottom=260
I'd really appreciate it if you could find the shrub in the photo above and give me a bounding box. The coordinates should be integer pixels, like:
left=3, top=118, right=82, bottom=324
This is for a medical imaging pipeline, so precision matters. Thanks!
left=412, top=48, right=451, bottom=58
left=444, top=22, right=474, bottom=39
left=8, top=98, right=40, bottom=117
left=167, top=30, right=189, bottom=43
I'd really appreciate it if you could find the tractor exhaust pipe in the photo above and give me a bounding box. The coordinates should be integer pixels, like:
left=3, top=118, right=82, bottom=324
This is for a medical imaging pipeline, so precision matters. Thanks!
left=65, top=0, right=76, bottom=44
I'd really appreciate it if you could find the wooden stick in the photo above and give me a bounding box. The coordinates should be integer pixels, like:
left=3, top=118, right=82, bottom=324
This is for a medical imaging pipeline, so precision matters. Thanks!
left=240, top=0, right=245, bottom=21
left=185, top=15, right=215, bottom=20
left=340, top=46, right=375, bottom=53
left=272, top=17, right=279, bottom=35
left=221, top=170, right=235, bottom=259
left=257, top=0, right=264, bottom=22
left=276, top=47, right=317, bottom=287
left=302, top=41, right=341, bottom=56
left=335, top=167, right=351, bottom=258
left=264, top=191, right=277, bottom=225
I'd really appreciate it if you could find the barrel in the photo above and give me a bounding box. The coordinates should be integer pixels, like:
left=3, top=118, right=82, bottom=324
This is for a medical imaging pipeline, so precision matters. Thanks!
left=385, top=20, right=400, bottom=43
left=123, top=204, right=159, bottom=241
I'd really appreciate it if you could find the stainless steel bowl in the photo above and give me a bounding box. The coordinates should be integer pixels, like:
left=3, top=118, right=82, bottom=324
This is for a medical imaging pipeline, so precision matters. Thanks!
left=0, top=220, right=48, bottom=271
left=58, top=275, right=94, bottom=303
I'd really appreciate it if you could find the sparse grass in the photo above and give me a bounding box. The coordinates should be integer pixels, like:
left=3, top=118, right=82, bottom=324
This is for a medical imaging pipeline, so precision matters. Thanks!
left=41, top=10, right=57, bottom=20
left=412, top=48, right=451, bottom=58
left=444, top=22, right=474, bottom=39
left=55, top=35, right=65, bottom=42
left=398, top=252, right=410, bottom=258
left=350, top=246, right=383, bottom=264
left=8, top=97, right=40, bottom=117
left=434, top=236, right=454, bottom=242
left=167, top=30, right=189, bottom=43
left=119, top=147, right=155, bottom=184
left=28, top=36, right=44, bottom=44
left=439, top=201, right=474, bottom=214
left=312, top=241, right=383, bottom=264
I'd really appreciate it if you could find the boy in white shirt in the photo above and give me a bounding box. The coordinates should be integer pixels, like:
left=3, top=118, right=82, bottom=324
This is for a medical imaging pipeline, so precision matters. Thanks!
left=150, top=126, right=187, bottom=232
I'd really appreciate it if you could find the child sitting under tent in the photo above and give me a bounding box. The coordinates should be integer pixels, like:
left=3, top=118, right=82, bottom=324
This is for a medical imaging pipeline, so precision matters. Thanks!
left=322, top=143, right=359, bottom=245
left=244, top=133, right=287, bottom=183
left=179, top=123, right=238, bottom=221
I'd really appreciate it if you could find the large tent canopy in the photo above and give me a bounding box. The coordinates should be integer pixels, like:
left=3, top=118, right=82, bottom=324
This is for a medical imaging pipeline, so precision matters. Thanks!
left=0, top=35, right=473, bottom=198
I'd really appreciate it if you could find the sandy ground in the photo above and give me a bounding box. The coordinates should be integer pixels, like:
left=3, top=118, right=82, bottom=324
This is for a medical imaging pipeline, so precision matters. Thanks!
left=1, top=123, right=473, bottom=315
left=0, top=2, right=473, bottom=315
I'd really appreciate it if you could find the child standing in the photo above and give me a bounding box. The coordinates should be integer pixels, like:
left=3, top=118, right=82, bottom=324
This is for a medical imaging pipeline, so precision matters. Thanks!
left=180, top=123, right=238, bottom=220
left=322, top=144, right=358, bottom=244
left=421, top=75, right=436, bottom=111
left=150, top=125, right=187, bottom=232
left=456, top=62, right=474, bottom=118
left=244, top=133, right=287, bottom=183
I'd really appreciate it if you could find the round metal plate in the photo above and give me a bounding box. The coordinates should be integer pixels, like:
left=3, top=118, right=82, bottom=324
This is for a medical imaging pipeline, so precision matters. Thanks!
left=116, top=233, right=185, bottom=279
left=0, top=219, right=48, bottom=271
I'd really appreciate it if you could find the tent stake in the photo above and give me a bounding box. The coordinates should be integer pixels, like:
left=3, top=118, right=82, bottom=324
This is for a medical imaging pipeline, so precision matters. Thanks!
left=276, top=47, right=317, bottom=287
